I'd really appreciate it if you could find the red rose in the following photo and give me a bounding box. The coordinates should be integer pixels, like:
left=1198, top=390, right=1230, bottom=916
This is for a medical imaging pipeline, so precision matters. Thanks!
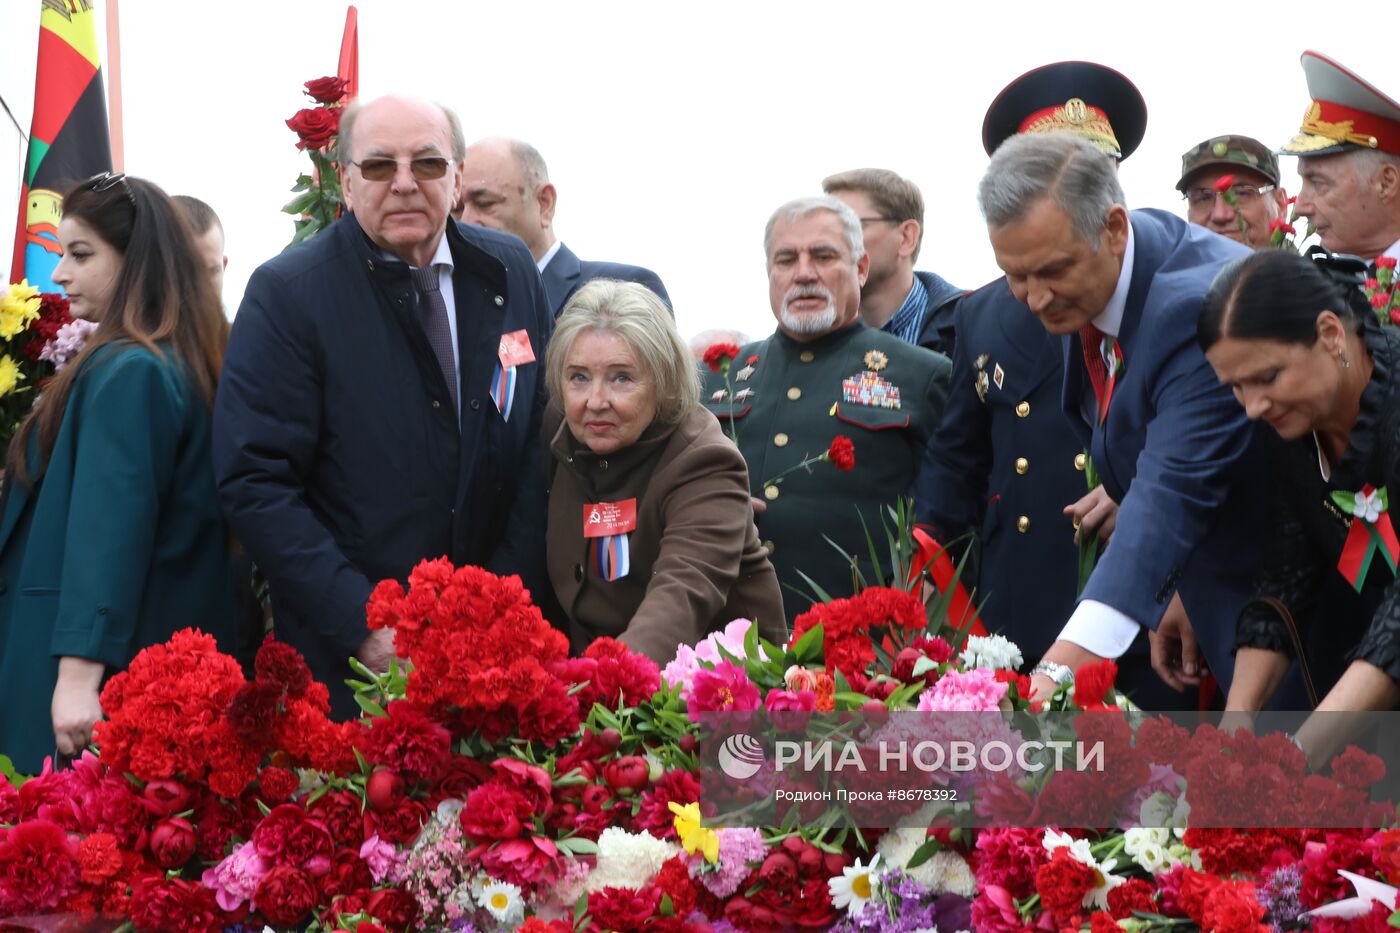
left=285, top=106, right=341, bottom=151
left=255, top=865, right=317, bottom=927
left=304, top=75, right=349, bottom=104
left=149, top=817, right=197, bottom=868
left=366, top=886, right=421, bottom=930
left=702, top=342, right=741, bottom=372
left=603, top=755, right=651, bottom=795
left=1213, top=173, right=1237, bottom=193
left=826, top=435, right=855, bottom=471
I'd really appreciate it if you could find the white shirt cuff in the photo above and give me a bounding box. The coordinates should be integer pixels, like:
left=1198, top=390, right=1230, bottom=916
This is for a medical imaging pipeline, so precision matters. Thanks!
left=1057, top=599, right=1141, bottom=659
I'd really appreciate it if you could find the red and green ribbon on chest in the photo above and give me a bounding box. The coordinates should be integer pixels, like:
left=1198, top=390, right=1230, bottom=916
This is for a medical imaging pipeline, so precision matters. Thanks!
left=1330, top=484, right=1400, bottom=591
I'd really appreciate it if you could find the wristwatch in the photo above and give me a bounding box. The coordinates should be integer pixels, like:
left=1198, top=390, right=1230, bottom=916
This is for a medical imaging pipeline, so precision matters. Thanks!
left=1030, top=660, right=1075, bottom=687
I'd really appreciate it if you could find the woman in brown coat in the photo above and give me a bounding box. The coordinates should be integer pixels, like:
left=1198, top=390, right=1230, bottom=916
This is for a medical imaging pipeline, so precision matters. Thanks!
left=543, top=279, right=786, bottom=662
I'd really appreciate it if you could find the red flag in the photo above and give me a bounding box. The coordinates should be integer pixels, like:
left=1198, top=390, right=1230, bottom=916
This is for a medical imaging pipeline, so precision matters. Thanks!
left=337, top=6, right=359, bottom=102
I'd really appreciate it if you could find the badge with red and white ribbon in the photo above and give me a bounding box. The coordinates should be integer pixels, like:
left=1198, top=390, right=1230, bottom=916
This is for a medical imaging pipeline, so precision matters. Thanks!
left=1330, top=484, right=1400, bottom=591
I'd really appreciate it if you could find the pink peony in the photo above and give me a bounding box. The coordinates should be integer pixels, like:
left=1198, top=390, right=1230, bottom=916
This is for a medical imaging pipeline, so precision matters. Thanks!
left=763, top=688, right=817, bottom=713
left=201, top=840, right=270, bottom=912
left=687, top=661, right=761, bottom=718
left=358, top=833, right=400, bottom=883
left=662, top=619, right=757, bottom=698
left=918, top=667, right=1008, bottom=711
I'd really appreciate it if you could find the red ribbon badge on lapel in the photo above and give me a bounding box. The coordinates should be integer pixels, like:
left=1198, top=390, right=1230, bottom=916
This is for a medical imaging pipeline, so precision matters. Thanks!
left=1331, top=484, right=1400, bottom=592
left=910, top=528, right=987, bottom=637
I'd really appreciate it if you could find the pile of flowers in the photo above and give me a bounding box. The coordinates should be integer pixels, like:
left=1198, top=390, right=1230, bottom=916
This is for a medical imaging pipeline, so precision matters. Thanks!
left=0, top=281, right=88, bottom=449
left=283, top=75, right=352, bottom=247
left=0, top=561, right=1396, bottom=932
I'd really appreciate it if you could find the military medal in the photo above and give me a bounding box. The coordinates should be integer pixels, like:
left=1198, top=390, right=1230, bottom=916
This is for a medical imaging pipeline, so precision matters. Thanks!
left=711, top=389, right=728, bottom=403
left=993, top=363, right=1005, bottom=390
left=842, top=370, right=901, bottom=409
left=735, top=364, right=755, bottom=381
left=734, top=388, right=754, bottom=402
left=975, top=354, right=989, bottom=369
left=975, top=370, right=989, bottom=402
left=863, top=350, right=888, bottom=372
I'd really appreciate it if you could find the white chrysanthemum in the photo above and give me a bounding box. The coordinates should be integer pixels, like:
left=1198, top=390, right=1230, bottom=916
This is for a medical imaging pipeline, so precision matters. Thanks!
left=828, top=853, right=883, bottom=919
left=586, top=828, right=681, bottom=892
left=478, top=878, right=524, bottom=926
left=874, top=829, right=974, bottom=895
left=958, top=634, right=1024, bottom=671
left=1123, top=827, right=1170, bottom=856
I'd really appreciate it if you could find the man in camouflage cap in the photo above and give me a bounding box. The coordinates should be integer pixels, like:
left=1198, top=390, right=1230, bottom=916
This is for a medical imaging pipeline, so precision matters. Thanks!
left=1177, top=135, right=1289, bottom=249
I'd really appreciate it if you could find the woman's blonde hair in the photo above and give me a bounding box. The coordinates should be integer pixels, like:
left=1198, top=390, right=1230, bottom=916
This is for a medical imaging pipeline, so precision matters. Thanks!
left=546, top=279, right=699, bottom=424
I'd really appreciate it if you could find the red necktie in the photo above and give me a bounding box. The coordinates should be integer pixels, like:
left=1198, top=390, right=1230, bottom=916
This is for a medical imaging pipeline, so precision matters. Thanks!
left=1080, top=324, right=1109, bottom=420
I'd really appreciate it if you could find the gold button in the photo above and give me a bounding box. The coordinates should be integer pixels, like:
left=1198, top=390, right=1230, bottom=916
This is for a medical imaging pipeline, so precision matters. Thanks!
left=800, top=351, right=815, bottom=362
left=774, top=433, right=789, bottom=447
left=764, top=484, right=780, bottom=500
left=787, top=387, right=802, bottom=401
left=1015, top=401, right=1030, bottom=417
left=1074, top=453, right=1088, bottom=471
left=763, top=540, right=776, bottom=555
left=1016, top=516, right=1031, bottom=533
left=1015, top=457, right=1029, bottom=475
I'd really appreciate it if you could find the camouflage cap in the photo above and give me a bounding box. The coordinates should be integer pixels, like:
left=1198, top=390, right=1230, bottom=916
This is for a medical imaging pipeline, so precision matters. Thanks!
left=1175, top=135, right=1280, bottom=191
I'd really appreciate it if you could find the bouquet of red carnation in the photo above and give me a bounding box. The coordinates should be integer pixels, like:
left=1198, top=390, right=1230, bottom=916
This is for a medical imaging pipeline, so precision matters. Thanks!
left=366, top=559, right=571, bottom=721
left=790, top=585, right=926, bottom=680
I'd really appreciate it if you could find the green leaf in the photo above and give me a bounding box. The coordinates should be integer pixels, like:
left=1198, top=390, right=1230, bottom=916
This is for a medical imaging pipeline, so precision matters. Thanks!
left=791, top=569, right=834, bottom=605
left=562, top=836, right=597, bottom=855
left=354, top=694, right=387, bottom=718
left=905, top=836, right=944, bottom=869
left=0, top=755, right=28, bottom=789
left=281, top=189, right=318, bottom=215
left=856, top=508, right=886, bottom=588
left=789, top=622, right=824, bottom=664
left=659, top=893, right=675, bottom=917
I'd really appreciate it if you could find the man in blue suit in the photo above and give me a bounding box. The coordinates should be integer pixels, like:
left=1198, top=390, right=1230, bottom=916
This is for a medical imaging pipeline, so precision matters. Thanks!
left=974, top=131, right=1271, bottom=704
left=214, top=96, right=552, bottom=717
left=456, top=137, right=670, bottom=317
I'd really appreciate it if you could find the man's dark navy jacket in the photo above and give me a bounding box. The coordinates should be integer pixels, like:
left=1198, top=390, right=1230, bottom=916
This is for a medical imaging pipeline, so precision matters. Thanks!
left=213, top=212, right=552, bottom=714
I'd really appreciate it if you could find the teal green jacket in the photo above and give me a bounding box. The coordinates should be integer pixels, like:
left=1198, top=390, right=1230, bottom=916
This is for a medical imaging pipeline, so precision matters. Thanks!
left=0, top=344, right=234, bottom=773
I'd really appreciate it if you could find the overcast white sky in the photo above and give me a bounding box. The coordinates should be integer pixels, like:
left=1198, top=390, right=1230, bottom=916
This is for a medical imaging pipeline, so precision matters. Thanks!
left=1, top=1, right=1394, bottom=341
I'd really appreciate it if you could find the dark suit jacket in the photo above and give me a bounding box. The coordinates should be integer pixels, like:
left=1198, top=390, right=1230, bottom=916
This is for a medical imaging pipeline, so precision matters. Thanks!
left=915, top=278, right=1083, bottom=660
left=214, top=213, right=552, bottom=715
left=912, top=270, right=966, bottom=358
left=0, top=346, right=234, bottom=771
left=541, top=241, right=670, bottom=318
left=1064, top=209, right=1267, bottom=691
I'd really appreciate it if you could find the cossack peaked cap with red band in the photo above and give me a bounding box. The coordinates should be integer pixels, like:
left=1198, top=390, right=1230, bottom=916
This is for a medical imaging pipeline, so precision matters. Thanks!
left=1280, top=50, right=1400, bottom=158
left=981, top=60, right=1147, bottom=160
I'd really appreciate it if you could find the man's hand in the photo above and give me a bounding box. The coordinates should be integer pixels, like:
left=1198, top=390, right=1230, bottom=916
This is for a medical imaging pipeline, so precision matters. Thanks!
left=1149, top=593, right=1202, bottom=692
left=52, top=656, right=105, bottom=758
left=1028, top=641, right=1105, bottom=705
left=1064, top=486, right=1119, bottom=544
left=356, top=628, right=397, bottom=674
left=751, top=496, right=767, bottom=514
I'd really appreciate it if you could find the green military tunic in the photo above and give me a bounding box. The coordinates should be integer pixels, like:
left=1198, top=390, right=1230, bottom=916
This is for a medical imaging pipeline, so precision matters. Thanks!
left=702, top=322, right=951, bottom=623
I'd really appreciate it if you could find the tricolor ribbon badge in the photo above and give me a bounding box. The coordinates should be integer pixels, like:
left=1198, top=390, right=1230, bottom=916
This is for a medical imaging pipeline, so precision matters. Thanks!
left=1097, top=334, right=1124, bottom=424
left=592, top=533, right=631, bottom=582
left=1331, top=484, right=1400, bottom=591
left=490, top=362, right=518, bottom=421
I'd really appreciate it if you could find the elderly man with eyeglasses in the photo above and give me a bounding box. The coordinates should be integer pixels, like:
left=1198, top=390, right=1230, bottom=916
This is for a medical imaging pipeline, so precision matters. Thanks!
left=1176, top=135, right=1290, bottom=249
left=213, top=94, right=553, bottom=717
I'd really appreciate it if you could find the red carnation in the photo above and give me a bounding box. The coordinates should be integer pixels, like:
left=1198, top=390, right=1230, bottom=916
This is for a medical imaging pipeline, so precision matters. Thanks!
left=746, top=354, right=760, bottom=365
left=304, top=75, right=349, bottom=104
left=1200, top=879, right=1268, bottom=933
left=826, top=435, right=855, bottom=471
left=703, top=342, right=741, bottom=373
left=360, top=700, right=452, bottom=781
left=0, top=820, right=80, bottom=915
left=1034, top=848, right=1097, bottom=919
left=1213, top=174, right=1237, bottom=193
left=1330, top=746, right=1386, bottom=788
left=584, top=638, right=661, bottom=707
left=255, top=865, right=318, bottom=928
left=77, top=832, right=123, bottom=884
left=254, top=637, right=313, bottom=698
left=1372, top=292, right=1391, bottom=310
left=1074, top=658, right=1118, bottom=709
left=1090, top=913, right=1120, bottom=933
left=589, top=884, right=662, bottom=930
left=129, top=876, right=223, bottom=933
left=1377, top=256, right=1398, bottom=270
left=517, top=676, right=581, bottom=745
left=1107, top=877, right=1156, bottom=918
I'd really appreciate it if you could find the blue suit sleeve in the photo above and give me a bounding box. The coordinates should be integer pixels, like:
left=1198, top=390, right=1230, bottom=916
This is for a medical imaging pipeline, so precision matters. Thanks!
left=50, top=353, right=180, bottom=667
left=1081, top=313, right=1254, bottom=628
left=213, top=267, right=373, bottom=659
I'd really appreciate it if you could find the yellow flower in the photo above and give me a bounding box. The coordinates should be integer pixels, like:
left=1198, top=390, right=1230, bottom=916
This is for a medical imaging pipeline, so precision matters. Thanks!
left=668, top=800, right=719, bottom=863
left=0, top=355, right=24, bottom=398
left=0, top=281, right=41, bottom=340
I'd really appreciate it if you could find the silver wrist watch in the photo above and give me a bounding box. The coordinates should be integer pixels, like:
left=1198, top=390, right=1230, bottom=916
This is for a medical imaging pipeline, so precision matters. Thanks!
left=1030, top=660, right=1075, bottom=686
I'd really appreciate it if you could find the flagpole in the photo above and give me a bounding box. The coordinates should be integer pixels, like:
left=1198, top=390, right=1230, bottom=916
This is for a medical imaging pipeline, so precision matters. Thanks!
left=106, top=0, right=124, bottom=171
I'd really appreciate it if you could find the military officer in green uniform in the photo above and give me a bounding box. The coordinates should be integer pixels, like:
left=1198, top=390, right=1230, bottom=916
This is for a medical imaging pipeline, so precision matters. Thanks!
left=702, top=195, right=951, bottom=624
left=1176, top=134, right=1289, bottom=249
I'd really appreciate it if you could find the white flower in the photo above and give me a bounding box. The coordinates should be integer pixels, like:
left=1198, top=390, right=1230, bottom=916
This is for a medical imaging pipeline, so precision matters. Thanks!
left=586, top=828, right=680, bottom=891
left=828, top=853, right=883, bottom=919
left=958, top=634, right=1024, bottom=671
left=875, top=829, right=975, bottom=895
left=1123, top=827, right=1169, bottom=857
left=1353, top=489, right=1384, bottom=523
left=477, top=877, right=524, bottom=926
left=1138, top=791, right=1189, bottom=831
left=435, top=798, right=466, bottom=823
